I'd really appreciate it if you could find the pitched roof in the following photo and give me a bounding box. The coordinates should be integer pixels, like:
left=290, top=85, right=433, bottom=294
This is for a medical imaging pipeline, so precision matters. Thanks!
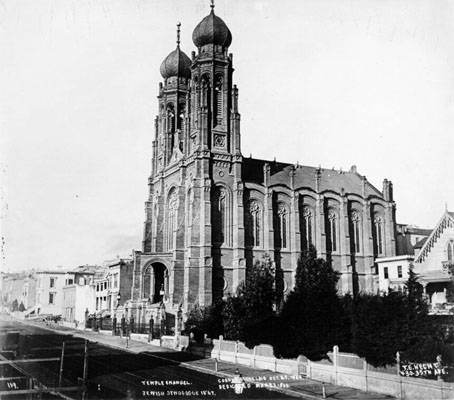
left=415, top=210, right=454, bottom=263
left=243, top=158, right=384, bottom=199
left=413, top=237, right=428, bottom=249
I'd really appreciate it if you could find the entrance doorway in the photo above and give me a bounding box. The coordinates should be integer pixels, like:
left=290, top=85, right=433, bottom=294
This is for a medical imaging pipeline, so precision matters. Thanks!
left=143, top=262, right=169, bottom=303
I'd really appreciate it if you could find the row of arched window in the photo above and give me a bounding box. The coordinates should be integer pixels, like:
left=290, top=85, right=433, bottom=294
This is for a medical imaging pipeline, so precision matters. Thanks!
left=245, top=200, right=385, bottom=256
left=162, top=188, right=385, bottom=256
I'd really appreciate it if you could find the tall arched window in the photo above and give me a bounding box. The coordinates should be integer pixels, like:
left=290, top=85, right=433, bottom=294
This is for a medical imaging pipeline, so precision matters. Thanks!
left=185, top=189, right=192, bottom=246
left=302, top=206, right=313, bottom=251
left=447, top=242, right=453, bottom=263
left=164, top=190, right=178, bottom=251
left=247, top=200, right=262, bottom=247
left=351, top=210, right=361, bottom=254
left=327, top=209, right=337, bottom=252
left=213, top=188, right=226, bottom=245
left=277, top=203, right=289, bottom=249
left=212, top=186, right=232, bottom=247
left=178, top=103, right=185, bottom=131
left=374, top=215, right=384, bottom=255
left=214, top=75, right=223, bottom=125
left=166, top=104, right=175, bottom=133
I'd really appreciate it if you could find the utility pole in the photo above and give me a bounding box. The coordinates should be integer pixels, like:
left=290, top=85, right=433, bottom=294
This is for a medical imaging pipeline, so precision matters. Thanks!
left=58, top=341, right=65, bottom=387
left=82, top=340, right=88, bottom=400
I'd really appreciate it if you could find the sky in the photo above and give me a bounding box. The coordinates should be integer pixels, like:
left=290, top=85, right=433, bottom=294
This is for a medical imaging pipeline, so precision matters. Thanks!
left=1, top=0, right=453, bottom=272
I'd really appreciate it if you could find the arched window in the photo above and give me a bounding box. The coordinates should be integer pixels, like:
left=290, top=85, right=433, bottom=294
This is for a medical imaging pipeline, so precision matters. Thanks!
left=212, top=186, right=232, bottom=247
left=178, top=103, right=185, bottom=131
left=166, top=104, right=175, bottom=133
left=164, top=189, right=178, bottom=251
left=214, top=75, right=223, bottom=125
left=327, top=209, right=337, bottom=252
left=213, top=188, right=225, bottom=245
left=247, top=200, right=262, bottom=247
left=447, top=242, right=453, bottom=263
left=277, top=203, right=289, bottom=249
left=374, top=215, right=384, bottom=255
left=185, top=189, right=192, bottom=246
left=302, top=206, right=313, bottom=251
left=351, top=210, right=361, bottom=254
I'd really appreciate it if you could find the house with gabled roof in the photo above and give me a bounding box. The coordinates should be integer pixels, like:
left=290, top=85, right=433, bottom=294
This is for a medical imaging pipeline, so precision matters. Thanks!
left=377, top=209, right=453, bottom=314
left=414, top=210, right=454, bottom=311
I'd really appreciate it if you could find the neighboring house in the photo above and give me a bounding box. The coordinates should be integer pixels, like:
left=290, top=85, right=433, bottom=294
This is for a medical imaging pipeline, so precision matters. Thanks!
left=94, top=268, right=110, bottom=313
left=63, top=281, right=95, bottom=326
left=107, top=258, right=133, bottom=315
left=35, top=270, right=75, bottom=316
left=377, top=210, right=454, bottom=314
left=396, top=224, right=432, bottom=256
left=62, top=265, right=101, bottom=323
left=1, top=272, right=37, bottom=311
left=376, top=255, right=414, bottom=293
left=414, top=210, right=454, bottom=312
left=21, top=276, right=37, bottom=310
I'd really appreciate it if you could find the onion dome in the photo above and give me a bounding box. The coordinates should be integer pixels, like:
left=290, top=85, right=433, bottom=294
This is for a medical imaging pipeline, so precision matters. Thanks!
left=192, top=2, right=232, bottom=48
left=160, top=23, right=192, bottom=79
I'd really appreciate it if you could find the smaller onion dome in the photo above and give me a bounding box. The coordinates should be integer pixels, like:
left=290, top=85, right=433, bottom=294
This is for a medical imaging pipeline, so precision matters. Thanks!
left=192, top=3, right=232, bottom=48
left=160, top=23, right=192, bottom=79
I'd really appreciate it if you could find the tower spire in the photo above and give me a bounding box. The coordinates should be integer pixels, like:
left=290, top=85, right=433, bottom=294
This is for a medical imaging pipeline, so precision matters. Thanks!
left=176, top=22, right=181, bottom=47
left=210, top=0, right=215, bottom=11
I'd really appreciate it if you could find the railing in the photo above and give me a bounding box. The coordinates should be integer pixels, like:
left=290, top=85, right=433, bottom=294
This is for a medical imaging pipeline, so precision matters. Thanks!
left=85, top=316, right=172, bottom=339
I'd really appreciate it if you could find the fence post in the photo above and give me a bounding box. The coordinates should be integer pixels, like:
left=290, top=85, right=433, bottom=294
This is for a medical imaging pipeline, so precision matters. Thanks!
left=120, top=316, right=125, bottom=338
left=333, top=345, right=339, bottom=385
left=235, top=341, right=238, bottom=364
left=58, top=341, right=65, bottom=387
left=112, top=317, right=117, bottom=336
left=218, top=335, right=223, bottom=361
left=363, top=356, right=368, bottom=392
left=396, top=352, right=403, bottom=399
left=149, top=318, right=154, bottom=342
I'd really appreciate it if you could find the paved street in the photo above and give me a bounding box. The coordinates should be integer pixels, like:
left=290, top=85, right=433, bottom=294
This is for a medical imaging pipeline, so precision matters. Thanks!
left=0, top=317, right=394, bottom=399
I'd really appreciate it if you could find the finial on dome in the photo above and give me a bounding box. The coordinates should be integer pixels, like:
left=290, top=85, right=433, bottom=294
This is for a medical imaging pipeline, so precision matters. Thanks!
left=176, top=22, right=181, bottom=47
left=210, top=0, right=215, bottom=10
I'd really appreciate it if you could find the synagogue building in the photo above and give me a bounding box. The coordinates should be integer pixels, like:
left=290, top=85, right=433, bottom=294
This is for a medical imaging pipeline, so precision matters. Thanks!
left=126, top=4, right=397, bottom=319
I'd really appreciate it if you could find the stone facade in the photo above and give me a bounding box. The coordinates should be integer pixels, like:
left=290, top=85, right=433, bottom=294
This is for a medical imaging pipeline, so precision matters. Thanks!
left=129, top=6, right=397, bottom=316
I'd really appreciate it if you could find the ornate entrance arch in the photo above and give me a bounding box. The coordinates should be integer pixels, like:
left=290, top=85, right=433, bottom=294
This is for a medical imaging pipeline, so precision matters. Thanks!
left=143, top=262, right=169, bottom=303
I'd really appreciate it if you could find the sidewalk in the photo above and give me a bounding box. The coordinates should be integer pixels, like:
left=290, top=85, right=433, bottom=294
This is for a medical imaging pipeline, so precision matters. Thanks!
left=25, top=321, right=394, bottom=400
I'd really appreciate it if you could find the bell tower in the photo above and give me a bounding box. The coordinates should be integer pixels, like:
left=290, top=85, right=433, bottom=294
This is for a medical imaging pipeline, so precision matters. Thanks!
left=189, top=0, right=240, bottom=156
left=152, top=23, right=192, bottom=174
left=143, top=24, right=192, bottom=254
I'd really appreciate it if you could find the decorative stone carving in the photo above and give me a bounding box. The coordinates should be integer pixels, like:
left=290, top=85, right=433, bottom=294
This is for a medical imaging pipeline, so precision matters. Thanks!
left=278, top=203, right=287, bottom=216
left=214, top=134, right=226, bottom=148
left=303, top=206, right=312, bottom=218
left=351, top=210, right=360, bottom=222
left=249, top=200, right=260, bottom=213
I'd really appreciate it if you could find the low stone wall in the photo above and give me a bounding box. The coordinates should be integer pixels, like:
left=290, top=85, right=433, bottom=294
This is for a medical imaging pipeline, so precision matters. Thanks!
left=160, top=335, right=190, bottom=350
left=199, top=338, right=453, bottom=400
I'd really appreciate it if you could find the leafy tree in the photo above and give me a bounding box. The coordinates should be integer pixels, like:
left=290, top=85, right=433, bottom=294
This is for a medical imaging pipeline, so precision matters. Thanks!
left=352, top=291, right=408, bottom=367
left=352, top=265, right=444, bottom=366
left=275, top=246, right=342, bottom=360
left=185, top=300, right=224, bottom=342
left=18, top=302, right=26, bottom=312
left=400, top=265, right=446, bottom=363
left=222, top=254, right=276, bottom=347
left=11, top=299, right=18, bottom=312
